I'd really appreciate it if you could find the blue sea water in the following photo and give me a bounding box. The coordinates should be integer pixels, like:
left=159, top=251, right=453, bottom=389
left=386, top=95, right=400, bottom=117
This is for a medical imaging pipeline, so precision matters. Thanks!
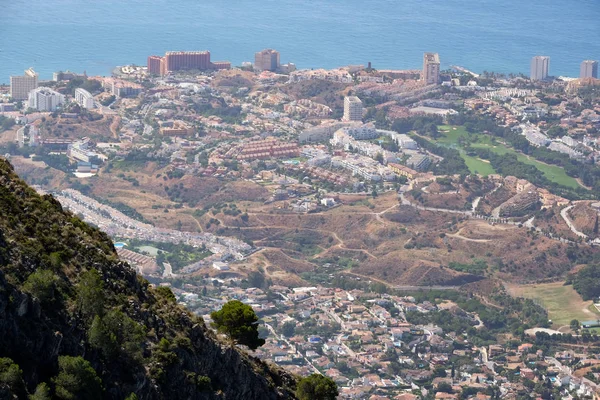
left=0, top=0, right=599, bottom=83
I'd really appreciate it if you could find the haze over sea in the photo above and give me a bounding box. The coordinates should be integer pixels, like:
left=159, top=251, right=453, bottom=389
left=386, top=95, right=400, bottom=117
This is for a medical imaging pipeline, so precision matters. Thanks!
left=0, top=0, right=599, bottom=83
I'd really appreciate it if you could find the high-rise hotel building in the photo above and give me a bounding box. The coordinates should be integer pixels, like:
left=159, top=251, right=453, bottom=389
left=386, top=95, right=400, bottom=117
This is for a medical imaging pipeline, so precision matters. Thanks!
left=10, top=68, right=38, bottom=100
left=343, top=96, right=363, bottom=122
left=164, top=51, right=211, bottom=72
left=255, top=49, right=280, bottom=72
left=423, top=53, right=440, bottom=85
left=28, top=87, right=65, bottom=112
left=530, top=56, right=550, bottom=81
left=75, top=88, right=95, bottom=109
left=580, top=60, right=599, bottom=79
left=147, top=55, right=164, bottom=75
left=147, top=51, right=230, bottom=76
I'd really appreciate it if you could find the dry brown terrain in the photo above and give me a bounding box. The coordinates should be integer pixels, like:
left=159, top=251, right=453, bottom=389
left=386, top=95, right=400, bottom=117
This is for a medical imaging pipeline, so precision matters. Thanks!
left=35, top=113, right=117, bottom=142
left=408, top=176, right=495, bottom=211
left=280, top=80, right=351, bottom=115
left=0, top=126, right=19, bottom=145
left=12, top=158, right=599, bottom=287
left=533, top=206, right=581, bottom=242
left=569, top=202, right=598, bottom=237
left=476, top=186, right=515, bottom=215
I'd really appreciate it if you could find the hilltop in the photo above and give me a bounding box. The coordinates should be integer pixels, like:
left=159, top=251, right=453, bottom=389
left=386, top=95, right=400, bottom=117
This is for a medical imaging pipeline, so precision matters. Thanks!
left=0, top=158, right=296, bottom=399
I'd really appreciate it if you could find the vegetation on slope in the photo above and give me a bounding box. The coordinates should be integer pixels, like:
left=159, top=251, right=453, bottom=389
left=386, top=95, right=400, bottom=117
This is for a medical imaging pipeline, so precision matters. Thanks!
left=0, top=158, right=296, bottom=399
left=569, top=264, right=600, bottom=301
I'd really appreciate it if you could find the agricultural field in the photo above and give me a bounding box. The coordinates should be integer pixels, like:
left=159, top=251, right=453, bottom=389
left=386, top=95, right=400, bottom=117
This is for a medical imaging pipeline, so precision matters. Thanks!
left=435, top=125, right=581, bottom=188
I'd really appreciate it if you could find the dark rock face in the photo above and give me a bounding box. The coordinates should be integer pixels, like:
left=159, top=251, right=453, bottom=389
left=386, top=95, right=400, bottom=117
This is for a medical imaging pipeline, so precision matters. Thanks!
left=0, top=158, right=297, bottom=399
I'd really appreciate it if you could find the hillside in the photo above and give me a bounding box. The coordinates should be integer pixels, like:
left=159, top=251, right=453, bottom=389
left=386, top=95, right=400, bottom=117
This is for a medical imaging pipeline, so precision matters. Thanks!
left=0, top=158, right=296, bottom=399
left=569, top=202, right=599, bottom=237
left=10, top=158, right=594, bottom=286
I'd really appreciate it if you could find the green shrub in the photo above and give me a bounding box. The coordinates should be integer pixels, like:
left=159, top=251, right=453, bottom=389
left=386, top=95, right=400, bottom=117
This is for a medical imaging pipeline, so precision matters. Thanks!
left=197, top=375, right=211, bottom=391
left=22, top=269, right=59, bottom=303
left=76, top=269, right=105, bottom=321
left=0, top=358, right=23, bottom=387
left=88, top=310, right=145, bottom=362
left=210, top=300, right=265, bottom=350
left=296, top=374, right=338, bottom=400
left=53, top=356, right=102, bottom=400
left=154, top=286, right=176, bottom=303
left=29, top=382, right=51, bottom=400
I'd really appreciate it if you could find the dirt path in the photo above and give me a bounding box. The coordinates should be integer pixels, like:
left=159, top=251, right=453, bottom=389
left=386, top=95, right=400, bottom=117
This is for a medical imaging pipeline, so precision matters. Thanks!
left=582, top=306, right=596, bottom=316
left=473, top=294, right=504, bottom=310
left=222, top=220, right=378, bottom=260
left=342, top=271, right=396, bottom=287
left=190, top=215, right=204, bottom=232
left=373, top=203, right=400, bottom=224
left=576, top=178, right=593, bottom=191
left=109, top=116, right=121, bottom=139
left=328, top=231, right=376, bottom=258
left=446, top=228, right=492, bottom=243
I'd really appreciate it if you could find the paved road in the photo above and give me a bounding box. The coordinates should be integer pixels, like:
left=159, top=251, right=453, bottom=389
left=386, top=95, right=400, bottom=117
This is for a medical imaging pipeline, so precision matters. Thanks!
left=560, top=205, right=588, bottom=239
left=16, top=126, right=26, bottom=147
left=399, top=191, right=582, bottom=246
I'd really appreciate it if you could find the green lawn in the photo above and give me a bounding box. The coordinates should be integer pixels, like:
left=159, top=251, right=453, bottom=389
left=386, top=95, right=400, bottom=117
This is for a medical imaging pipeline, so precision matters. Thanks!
left=435, top=126, right=581, bottom=188
left=436, top=125, right=471, bottom=145
left=436, top=126, right=496, bottom=176
left=463, top=155, right=496, bottom=176
left=509, top=282, right=600, bottom=330
left=471, top=142, right=580, bottom=189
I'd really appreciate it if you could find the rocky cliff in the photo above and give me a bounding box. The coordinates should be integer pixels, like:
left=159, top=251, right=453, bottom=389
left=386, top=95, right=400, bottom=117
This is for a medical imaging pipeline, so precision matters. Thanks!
left=0, top=158, right=296, bottom=399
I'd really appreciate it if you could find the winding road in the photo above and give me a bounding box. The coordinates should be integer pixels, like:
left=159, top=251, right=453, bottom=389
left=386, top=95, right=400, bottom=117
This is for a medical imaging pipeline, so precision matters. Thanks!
left=560, top=205, right=588, bottom=239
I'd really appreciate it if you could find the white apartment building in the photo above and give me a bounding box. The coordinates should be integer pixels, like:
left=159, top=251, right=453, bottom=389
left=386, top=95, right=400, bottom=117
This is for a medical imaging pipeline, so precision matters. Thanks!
left=332, top=155, right=382, bottom=181
left=343, top=96, right=363, bottom=122
left=530, top=56, right=550, bottom=81
left=423, top=53, right=440, bottom=85
left=580, top=60, right=598, bottom=79
left=548, top=142, right=583, bottom=159
left=75, top=88, right=95, bottom=109
left=520, top=123, right=550, bottom=147
left=28, top=87, right=65, bottom=111
left=377, top=130, right=419, bottom=150
left=10, top=68, right=38, bottom=101
left=345, top=124, right=377, bottom=140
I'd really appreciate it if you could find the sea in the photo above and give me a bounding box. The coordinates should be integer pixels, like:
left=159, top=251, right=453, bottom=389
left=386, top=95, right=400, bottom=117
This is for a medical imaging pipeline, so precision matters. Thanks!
left=0, top=0, right=599, bottom=83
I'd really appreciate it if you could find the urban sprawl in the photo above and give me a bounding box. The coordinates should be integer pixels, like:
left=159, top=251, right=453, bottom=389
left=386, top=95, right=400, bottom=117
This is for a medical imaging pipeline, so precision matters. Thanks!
left=1, top=48, right=600, bottom=400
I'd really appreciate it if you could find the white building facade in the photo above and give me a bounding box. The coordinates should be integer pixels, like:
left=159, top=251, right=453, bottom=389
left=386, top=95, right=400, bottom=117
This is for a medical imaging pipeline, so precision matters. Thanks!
left=28, top=87, right=65, bottom=111
left=75, top=88, right=95, bottom=109
left=343, top=96, right=363, bottom=122
left=530, top=56, right=550, bottom=81
left=580, top=60, right=598, bottom=79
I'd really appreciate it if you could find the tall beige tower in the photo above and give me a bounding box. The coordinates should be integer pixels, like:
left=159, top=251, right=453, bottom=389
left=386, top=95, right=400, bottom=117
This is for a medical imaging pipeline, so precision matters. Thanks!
left=423, top=53, right=440, bottom=85
left=343, top=96, right=363, bottom=122
left=254, top=49, right=280, bottom=72
left=530, top=56, right=550, bottom=81
left=580, top=60, right=598, bottom=79
left=10, top=68, right=38, bottom=101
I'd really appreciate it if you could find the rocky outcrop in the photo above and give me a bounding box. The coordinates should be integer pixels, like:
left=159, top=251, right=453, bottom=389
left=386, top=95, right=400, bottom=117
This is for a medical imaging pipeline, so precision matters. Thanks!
left=0, top=158, right=296, bottom=399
